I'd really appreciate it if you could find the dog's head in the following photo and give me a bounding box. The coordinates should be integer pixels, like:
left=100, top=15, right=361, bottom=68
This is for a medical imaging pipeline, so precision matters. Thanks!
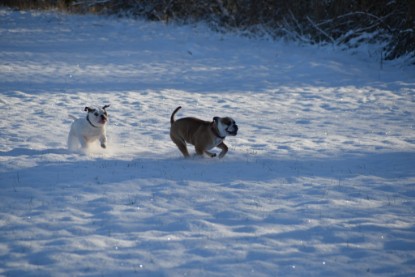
left=214, top=116, right=238, bottom=137
left=85, top=105, right=110, bottom=127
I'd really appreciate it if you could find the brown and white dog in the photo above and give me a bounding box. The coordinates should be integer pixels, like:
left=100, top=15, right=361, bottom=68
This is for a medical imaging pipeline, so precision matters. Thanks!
left=67, top=105, right=110, bottom=152
left=170, top=106, right=238, bottom=158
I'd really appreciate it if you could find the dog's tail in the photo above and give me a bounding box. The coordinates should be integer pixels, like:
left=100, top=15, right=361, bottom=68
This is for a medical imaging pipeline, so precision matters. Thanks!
left=170, top=106, right=182, bottom=125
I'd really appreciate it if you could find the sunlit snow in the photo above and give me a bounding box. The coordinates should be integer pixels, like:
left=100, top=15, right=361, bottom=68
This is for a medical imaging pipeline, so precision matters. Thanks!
left=1, top=9, right=414, bottom=277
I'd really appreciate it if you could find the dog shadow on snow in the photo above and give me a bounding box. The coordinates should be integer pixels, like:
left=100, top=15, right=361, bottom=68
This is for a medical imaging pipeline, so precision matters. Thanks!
left=2, top=148, right=414, bottom=186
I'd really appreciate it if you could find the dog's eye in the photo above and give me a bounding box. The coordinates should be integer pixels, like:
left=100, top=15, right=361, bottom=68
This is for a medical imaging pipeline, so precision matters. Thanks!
left=94, top=112, right=99, bottom=116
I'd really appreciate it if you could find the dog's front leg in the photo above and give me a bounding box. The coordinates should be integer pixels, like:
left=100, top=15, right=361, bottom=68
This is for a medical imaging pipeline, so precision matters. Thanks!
left=195, top=145, right=205, bottom=157
left=217, top=142, right=228, bottom=158
left=100, top=134, right=107, bottom=149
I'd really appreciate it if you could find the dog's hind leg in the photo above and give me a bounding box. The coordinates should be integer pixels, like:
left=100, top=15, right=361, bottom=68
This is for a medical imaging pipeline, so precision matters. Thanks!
left=67, top=133, right=78, bottom=151
left=171, top=135, right=190, bottom=158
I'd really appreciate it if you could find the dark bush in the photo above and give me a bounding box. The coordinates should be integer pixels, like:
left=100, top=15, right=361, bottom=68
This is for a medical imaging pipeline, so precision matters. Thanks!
left=1, top=0, right=414, bottom=62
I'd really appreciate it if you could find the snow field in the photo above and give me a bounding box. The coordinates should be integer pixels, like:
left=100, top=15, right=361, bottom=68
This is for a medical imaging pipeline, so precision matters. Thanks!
left=1, top=9, right=415, bottom=276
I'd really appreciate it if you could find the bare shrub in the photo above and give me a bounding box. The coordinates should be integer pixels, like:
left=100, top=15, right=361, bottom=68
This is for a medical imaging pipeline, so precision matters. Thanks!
left=1, top=0, right=413, bottom=62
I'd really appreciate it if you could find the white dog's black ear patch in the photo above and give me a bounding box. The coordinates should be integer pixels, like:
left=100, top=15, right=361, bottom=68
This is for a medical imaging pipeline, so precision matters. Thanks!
left=84, top=107, right=96, bottom=113
left=102, top=104, right=110, bottom=110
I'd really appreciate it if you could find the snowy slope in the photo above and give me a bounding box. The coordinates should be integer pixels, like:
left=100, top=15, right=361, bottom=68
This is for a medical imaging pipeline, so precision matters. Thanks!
left=1, top=9, right=415, bottom=277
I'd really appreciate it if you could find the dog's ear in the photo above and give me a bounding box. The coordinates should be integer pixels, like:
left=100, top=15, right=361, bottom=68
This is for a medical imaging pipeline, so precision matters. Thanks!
left=102, top=104, right=110, bottom=110
left=84, top=107, right=96, bottom=113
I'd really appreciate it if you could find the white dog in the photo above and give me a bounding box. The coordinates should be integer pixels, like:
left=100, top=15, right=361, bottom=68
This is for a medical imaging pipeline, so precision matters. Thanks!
left=67, top=105, right=110, bottom=152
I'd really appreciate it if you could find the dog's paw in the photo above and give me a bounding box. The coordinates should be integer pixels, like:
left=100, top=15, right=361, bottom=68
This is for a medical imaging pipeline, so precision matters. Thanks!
left=204, top=151, right=217, bottom=158
left=218, top=152, right=226, bottom=159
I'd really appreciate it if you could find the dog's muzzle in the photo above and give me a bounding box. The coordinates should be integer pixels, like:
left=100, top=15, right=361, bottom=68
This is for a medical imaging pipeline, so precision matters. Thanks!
left=100, top=115, right=108, bottom=124
left=227, top=124, right=238, bottom=135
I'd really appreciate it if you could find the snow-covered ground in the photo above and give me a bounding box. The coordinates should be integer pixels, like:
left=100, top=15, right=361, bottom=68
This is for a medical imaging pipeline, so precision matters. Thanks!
left=1, top=9, right=415, bottom=276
